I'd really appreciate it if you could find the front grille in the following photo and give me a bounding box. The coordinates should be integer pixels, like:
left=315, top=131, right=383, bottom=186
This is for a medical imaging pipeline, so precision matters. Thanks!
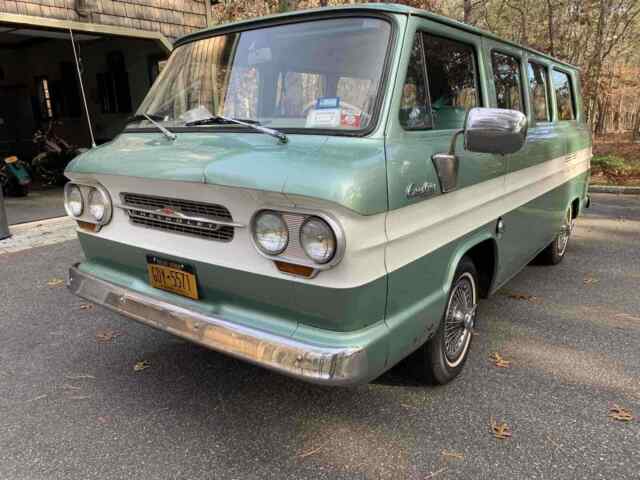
left=121, top=193, right=234, bottom=242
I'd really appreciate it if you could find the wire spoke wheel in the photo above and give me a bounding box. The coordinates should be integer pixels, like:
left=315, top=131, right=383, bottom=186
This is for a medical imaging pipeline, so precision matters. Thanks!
left=556, top=208, right=573, bottom=257
left=443, top=272, right=477, bottom=367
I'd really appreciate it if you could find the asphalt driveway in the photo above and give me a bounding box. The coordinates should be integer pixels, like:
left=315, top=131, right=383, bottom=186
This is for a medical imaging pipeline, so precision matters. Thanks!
left=0, top=193, right=638, bottom=479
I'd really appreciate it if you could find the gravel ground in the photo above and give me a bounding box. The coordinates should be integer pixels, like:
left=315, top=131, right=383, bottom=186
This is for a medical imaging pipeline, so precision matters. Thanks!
left=0, top=193, right=638, bottom=480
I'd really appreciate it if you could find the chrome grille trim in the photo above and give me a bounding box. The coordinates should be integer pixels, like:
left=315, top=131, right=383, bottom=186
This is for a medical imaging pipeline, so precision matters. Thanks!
left=119, top=193, right=241, bottom=242
left=122, top=193, right=233, bottom=220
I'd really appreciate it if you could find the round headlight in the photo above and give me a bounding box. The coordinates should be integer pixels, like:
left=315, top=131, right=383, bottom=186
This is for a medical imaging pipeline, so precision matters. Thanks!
left=300, top=216, right=336, bottom=264
left=253, top=211, right=289, bottom=255
left=66, top=184, right=83, bottom=217
left=88, top=188, right=108, bottom=222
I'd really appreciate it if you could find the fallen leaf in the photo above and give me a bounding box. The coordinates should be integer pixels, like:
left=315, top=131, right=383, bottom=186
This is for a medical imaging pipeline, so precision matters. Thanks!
left=133, top=360, right=151, bottom=372
left=615, top=313, right=640, bottom=322
left=62, top=384, right=81, bottom=391
left=68, top=395, right=91, bottom=400
left=97, top=416, right=112, bottom=425
left=424, top=467, right=448, bottom=479
left=96, top=329, right=122, bottom=343
left=47, top=278, right=64, bottom=287
left=609, top=404, right=634, bottom=422
left=296, top=445, right=324, bottom=459
left=490, top=418, right=512, bottom=440
left=79, top=303, right=95, bottom=311
left=503, top=291, right=543, bottom=304
left=65, top=374, right=95, bottom=380
left=583, top=276, right=599, bottom=285
left=489, top=352, right=511, bottom=368
left=441, top=450, right=464, bottom=461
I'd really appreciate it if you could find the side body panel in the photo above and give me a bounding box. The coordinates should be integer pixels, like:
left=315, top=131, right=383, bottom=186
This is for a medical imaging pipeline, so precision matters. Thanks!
left=383, top=17, right=502, bottom=365
left=383, top=17, right=591, bottom=368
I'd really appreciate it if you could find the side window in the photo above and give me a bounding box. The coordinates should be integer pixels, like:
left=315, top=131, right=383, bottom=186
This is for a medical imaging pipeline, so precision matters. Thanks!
left=399, top=34, right=432, bottom=130
left=423, top=34, right=479, bottom=130
left=492, top=51, right=524, bottom=112
left=527, top=62, right=550, bottom=122
left=552, top=69, right=575, bottom=121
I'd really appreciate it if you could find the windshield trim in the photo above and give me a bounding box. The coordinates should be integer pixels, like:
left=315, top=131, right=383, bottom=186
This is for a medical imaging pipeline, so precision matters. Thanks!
left=127, top=11, right=398, bottom=139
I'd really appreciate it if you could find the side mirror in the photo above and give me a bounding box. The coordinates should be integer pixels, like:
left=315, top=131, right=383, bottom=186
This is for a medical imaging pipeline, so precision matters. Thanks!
left=431, top=108, right=528, bottom=194
left=464, top=107, right=528, bottom=155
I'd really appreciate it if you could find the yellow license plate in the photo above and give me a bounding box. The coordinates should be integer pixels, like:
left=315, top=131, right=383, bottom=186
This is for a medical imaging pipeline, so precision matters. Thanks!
left=147, top=256, right=199, bottom=300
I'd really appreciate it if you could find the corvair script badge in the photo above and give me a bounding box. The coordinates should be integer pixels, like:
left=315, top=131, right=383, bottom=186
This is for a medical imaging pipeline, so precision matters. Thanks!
left=406, top=181, right=439, bottom=199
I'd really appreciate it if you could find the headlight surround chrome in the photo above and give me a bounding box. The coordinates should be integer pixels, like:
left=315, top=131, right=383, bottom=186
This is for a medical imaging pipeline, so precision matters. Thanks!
left=250, top=208, right=345, bottom=276
left=252, top=210, right=289, bottom=255
left=88, top=188, right=109, bottom=222
left=300, top=216, right=336, bottom=264
left=65, top=184, right=84, bottom=217
left=64, top=181, right=112, bottom=230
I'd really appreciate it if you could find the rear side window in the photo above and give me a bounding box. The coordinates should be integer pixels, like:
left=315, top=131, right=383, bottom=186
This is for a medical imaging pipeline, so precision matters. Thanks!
left=552, top=69, right=575, bottom=121
left=423, top=34, right=479, bottom=130
left=527, top=62, right=550, bottom=122
left=399, top=34, right=432, bottom=130
left=492, top=51, right=524, bottom=112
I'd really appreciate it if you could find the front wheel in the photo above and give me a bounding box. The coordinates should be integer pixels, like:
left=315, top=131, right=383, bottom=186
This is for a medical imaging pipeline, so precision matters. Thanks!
left=537, top=206, right=575, bottom=265
left=411, top=256, right=478, bottom=385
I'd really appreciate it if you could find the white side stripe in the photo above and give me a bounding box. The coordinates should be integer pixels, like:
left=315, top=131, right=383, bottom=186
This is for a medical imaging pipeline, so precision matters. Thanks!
left=385, top=147, right=591, bottom=274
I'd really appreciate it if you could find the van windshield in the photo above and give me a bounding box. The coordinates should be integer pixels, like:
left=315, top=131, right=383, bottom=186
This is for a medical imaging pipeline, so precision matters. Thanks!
left=130, top=17, right=391, bottom=133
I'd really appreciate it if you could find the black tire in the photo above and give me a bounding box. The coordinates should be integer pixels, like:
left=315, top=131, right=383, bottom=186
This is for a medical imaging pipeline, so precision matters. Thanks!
left=536, top=206, right=574, bottom=265
left=411, top=256, right=479, bottom=385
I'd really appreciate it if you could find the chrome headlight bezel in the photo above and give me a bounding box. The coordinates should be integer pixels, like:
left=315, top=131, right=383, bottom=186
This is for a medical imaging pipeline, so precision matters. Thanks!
left=299, top=216, right=337, bottom=265
left=87, top=187, right=110, bottom=222
left=64, top=183, right=84, bottom=217
left=250, top=208, right=345, bottom=275
left=251, top=210, right=289, bottom=255
left=64, top=181, right=112, bottom=230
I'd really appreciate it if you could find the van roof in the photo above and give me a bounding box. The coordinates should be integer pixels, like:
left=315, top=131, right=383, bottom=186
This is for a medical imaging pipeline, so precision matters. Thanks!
left=176, top=3, right=578, bottom=71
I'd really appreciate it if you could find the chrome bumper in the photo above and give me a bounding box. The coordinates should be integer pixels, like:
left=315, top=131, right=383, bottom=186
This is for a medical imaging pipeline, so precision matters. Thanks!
left=67, top=265, right=369, bottom=386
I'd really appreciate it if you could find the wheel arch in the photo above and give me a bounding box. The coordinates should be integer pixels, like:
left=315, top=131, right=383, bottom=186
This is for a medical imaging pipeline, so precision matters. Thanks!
left=444, top=233, right=498, bottom=300
left=571, top=197, right=581, bottom=219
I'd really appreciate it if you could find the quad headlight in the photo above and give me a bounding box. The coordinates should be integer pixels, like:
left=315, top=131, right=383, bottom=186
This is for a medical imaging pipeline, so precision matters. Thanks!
left=64, top=182, right=112, bottom=229
left=65, top=184, right=84, bottom=217
left=251, top=209, right=342, bottom=275
left=300, top=216, right=336, bottom=264
left=88, top=188, right=109, bottom=222
left=252, top=210, right=289, bottom=255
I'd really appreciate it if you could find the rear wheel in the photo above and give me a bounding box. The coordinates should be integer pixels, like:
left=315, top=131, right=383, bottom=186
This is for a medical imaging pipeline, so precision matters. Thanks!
left=412, top=256, right=478, bottom=385
left=537, top=206, right=575, bottom=265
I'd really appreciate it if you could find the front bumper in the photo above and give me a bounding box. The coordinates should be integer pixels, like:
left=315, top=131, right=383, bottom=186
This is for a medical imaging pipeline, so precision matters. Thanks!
left=67, top=264, right=370, bottom=386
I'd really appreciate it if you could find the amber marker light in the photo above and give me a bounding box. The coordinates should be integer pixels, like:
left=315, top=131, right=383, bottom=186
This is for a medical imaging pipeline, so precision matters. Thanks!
left=274, top=261, right=314, bottom=278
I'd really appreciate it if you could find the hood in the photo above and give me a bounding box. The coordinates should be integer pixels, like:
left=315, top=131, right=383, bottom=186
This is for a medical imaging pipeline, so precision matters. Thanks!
left=66, top=131, right=387, bottom=215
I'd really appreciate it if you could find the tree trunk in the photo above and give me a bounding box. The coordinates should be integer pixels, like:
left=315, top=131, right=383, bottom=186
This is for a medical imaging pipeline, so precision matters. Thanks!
left=464, top=0, right=472, bottom=24
left=278, top=0, right=298, bottom=13
left=546, top=0, right=555, bottom=56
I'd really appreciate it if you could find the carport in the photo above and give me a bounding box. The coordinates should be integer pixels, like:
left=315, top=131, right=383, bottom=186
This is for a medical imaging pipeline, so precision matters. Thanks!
left=0, top=13, right=172, bottom=224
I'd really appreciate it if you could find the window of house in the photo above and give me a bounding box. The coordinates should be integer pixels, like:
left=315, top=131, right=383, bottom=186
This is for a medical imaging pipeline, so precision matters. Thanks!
left=399, top=34, right=431, bottom=130
left=552, top=69, right=575, bottom=121
left=492, top=51, right=524, bottom=112
left=97, top=51, right=132, bottom=114
left=423, top=34, right=479, bottom=130
left=37, top=77, right=54, bottom=120
left=527, top=62, right=550, bottom=122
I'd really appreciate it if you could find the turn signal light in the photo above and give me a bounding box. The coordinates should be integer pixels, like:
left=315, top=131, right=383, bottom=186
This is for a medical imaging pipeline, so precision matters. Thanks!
left=274, top=261, right=314, bottom=278
left=76, top=221, right=98, bottom=232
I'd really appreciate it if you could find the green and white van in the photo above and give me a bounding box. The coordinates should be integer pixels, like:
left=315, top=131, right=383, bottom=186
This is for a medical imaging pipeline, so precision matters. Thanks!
left=65, top=4, right=591, bottom=386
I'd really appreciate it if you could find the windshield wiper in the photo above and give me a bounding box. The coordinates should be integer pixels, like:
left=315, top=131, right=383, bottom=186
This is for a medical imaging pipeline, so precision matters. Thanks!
left=125, top=113, right=164, bottom=124
left=126, top=113, right=176, bottom=141
left=142, top=113, right=177, bottom=141
left=185, top=115, right=288, bottom=144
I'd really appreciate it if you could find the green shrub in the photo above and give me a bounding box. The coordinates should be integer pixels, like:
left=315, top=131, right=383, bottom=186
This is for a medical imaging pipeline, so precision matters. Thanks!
left=591, top=155, right=628, bottom=175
